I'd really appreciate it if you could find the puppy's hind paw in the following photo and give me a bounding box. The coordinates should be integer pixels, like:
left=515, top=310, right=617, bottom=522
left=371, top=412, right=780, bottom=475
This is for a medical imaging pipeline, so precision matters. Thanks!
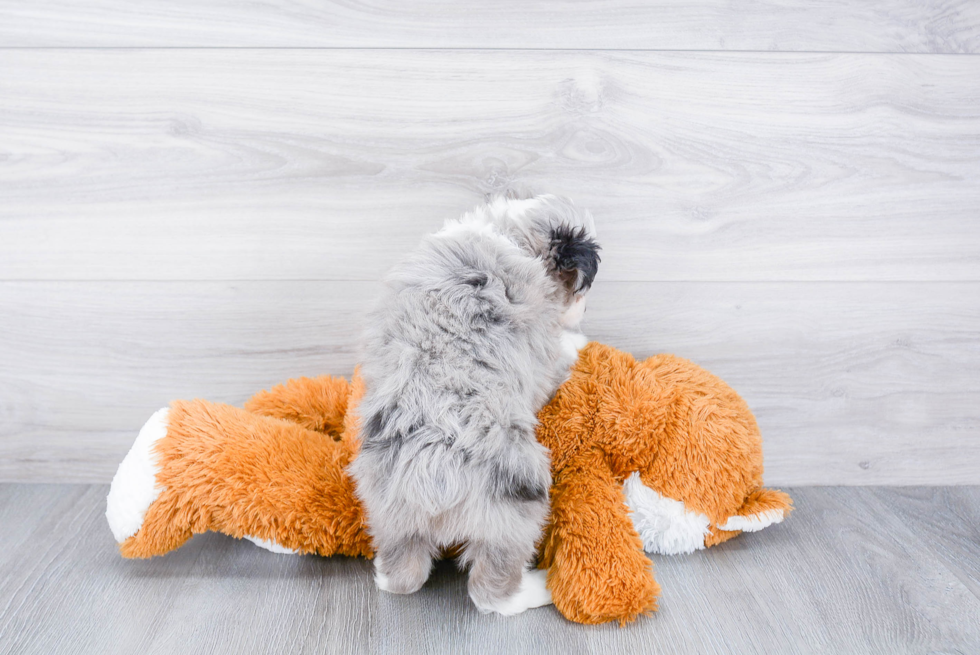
left=374, top=557, right=394, bottom=593
left=516, top=567, right=553, bottom=610
left=372, top=555, right=430, bottom=595
left=480, top=568, right=554, bottom=616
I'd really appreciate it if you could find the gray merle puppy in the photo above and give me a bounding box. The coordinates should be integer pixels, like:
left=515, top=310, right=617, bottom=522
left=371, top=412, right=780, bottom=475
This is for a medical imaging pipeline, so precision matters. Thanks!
left=349, top=194, right=600, bottom=615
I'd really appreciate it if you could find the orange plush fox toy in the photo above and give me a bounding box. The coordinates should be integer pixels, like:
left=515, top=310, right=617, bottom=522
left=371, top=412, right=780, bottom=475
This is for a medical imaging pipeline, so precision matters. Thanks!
left=106, top=342, right=791, bottom=625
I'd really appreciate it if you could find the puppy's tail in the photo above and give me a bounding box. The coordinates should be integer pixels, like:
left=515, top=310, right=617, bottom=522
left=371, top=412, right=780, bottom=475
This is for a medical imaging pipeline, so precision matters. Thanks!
left=549, top=223, right=601, bottom=293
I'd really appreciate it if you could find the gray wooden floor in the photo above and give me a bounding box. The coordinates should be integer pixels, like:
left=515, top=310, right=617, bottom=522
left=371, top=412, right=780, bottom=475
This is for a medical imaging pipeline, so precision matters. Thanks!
left=1, top=485, right=978, bottom=654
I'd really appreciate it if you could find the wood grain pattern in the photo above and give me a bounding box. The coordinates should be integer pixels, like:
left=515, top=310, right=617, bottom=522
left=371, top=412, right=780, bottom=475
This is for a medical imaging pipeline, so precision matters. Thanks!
left=0, top=485, right=374, bottom=655
left=2, top=7, right=978, bottom=489
left=2, top=280, right=977, bottom=484
left=2, top=485, right=979, bottom=654
left=589, top=282, right=980, bottom=486
left=871, top=487, right=980, bottom=600
left=0, top=1, right=978, bottom=52
left=636, top=486, right=980, bottom=653
left=0, top=281, right=371, bottom=482
left=2, top=50, right=979, bottom=282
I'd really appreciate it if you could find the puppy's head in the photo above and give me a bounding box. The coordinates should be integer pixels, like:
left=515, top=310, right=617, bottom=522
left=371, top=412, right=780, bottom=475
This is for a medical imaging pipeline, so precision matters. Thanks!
left=547, top=222, right=601, bottom=296
left=547, top=222, right=600, bottom=329
left=442, top=193, right=601, bottom=327
left=487, top=194, right=600, bottom=325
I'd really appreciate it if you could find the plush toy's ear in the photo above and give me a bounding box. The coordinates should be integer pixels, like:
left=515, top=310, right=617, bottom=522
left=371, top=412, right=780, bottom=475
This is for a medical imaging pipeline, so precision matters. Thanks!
left=549, top=224, right=601, bottom=294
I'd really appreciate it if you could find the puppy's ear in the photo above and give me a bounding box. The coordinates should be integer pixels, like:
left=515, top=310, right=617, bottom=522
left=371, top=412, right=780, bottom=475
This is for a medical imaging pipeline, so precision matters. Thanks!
left=549, top=224, right=601, bottom=293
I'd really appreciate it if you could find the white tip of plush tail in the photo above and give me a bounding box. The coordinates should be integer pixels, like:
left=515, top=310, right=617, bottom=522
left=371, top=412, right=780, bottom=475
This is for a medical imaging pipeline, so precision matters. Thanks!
left=106, top=407, right=169, bottom=543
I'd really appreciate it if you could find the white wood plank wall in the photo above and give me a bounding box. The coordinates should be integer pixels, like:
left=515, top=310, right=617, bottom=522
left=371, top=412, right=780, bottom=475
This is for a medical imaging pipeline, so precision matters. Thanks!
left=1, top=2, right=978, bottom=483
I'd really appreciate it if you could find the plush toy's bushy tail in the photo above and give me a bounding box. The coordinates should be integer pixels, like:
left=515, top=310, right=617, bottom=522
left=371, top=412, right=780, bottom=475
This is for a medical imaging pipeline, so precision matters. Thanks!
left=108, top=395, right=373, bottom=560
left=106, top=407, right=170, bottom=550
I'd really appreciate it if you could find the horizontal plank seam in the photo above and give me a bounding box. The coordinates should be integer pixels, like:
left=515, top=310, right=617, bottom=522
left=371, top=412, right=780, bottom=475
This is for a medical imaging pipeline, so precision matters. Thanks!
left=3, top=279, right=980, bottom=284
left=0, top=47, right=979, bottom=56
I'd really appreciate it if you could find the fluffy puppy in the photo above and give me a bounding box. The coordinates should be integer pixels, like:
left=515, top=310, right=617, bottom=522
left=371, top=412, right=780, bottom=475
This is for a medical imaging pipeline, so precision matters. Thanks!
left=349, top=194, right=600, bottom=615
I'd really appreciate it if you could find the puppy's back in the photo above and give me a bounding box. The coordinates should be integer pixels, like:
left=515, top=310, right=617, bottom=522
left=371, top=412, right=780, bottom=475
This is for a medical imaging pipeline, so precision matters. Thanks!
left=352, top=224, right=563, bottom=524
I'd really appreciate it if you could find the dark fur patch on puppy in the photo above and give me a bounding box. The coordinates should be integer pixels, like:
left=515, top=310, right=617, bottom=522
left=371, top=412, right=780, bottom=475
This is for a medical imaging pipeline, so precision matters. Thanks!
left=549, top=224, right=601, bottom=293
left=489, top=461, right=549, bottom=503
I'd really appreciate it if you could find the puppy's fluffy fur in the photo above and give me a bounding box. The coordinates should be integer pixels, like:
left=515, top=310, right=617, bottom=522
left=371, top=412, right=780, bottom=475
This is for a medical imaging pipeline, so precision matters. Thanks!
left=349, top=194, right=600, bottom=614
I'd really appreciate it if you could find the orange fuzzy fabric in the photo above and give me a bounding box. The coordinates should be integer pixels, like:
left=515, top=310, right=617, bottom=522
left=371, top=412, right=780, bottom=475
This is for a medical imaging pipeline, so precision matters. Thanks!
left=540, top=345, right=769, bottom=523
left=117, top=343, right=791, bottom=625
left=539, top=448, right=661, bottom=625
left=120, top=376, right=372, bottom=559
left=536, top=343, right=792, bottom=622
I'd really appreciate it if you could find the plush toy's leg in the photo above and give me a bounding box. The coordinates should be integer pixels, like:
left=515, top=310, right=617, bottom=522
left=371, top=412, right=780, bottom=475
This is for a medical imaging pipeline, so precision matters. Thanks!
left=538, top=450, right=660, bottom=625
left=107, top=399, right=373, bottom=559
left=703, top=488, right=794, bottom=547
left=244, top=375, right=352, bottom=438
left=716, top=488, right=794, bottom=534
